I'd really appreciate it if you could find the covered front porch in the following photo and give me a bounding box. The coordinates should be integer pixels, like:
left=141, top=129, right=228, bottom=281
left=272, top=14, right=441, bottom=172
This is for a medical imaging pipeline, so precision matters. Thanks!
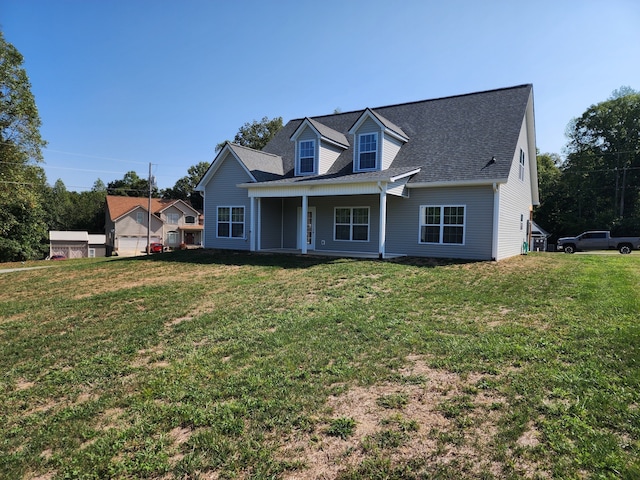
left=239, top=167, right=419, bottom=260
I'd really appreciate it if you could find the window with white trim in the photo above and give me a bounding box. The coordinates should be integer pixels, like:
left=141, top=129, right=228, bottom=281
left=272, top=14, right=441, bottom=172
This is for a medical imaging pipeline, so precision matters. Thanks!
left=185, top=215, right=196, bottom=224
left=358, top=133, right=378, bottom=170
left=335, top=207, right=369, bottom=241
left=519, top=149, right=525, bottom=181
left=167, top=231, right=179, bottom=245
left=298, top=140, right=315, bottom=175
left=136, top=212, right=145, bottom=224
left=217, top=206, right=245, bottom=238
left=419, top=205, right=465, bottom=244
left=167, top=212, right=180, bottom=224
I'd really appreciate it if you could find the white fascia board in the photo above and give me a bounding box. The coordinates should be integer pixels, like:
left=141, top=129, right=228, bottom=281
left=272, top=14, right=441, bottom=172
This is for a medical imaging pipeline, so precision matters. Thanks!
left=195, top=144, right=256, bottom=191
left=526, top=92, right=540, bottom=205
left=407, top=178, right=508, bottom=188
left=290, top=118, right=315, bottom=142
left=389, top=168, right=421, bottom=183
left=239, top=181, right=382, bottom=198
left=349, top=109, right=408, bottom=143
left=157, top=199, right=199, bottom=215
left=292, top=118, right=349, bottom=149
left=114, top=205, right=147, bottom=222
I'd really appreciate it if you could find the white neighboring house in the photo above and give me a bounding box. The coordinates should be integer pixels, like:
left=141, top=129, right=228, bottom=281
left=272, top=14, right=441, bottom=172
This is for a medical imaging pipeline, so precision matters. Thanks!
left=49, top=231, right=107, bottom=258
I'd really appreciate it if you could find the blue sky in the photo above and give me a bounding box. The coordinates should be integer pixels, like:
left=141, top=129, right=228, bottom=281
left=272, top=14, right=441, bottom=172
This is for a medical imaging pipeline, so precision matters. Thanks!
left=2, top=0, right=639, bottom=191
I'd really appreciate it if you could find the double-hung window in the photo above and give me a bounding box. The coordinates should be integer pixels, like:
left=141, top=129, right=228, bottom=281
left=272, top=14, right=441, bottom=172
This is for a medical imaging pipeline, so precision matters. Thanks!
left=167, top=212, right=180, bottom=224
left=298, top=140, right=315, bottom=175
left=217, top=206, right=245, bottom=238
left=419, top=205, right=465, bottom=244
left=335, top=207, right=369, bottom=241
left=358, top=133, right=377, bottom=170
left=167, top=231, right=179, bottom=245
left=136, top=212, right=145, bottom=224
left=519, top=149, right=526, bottom=181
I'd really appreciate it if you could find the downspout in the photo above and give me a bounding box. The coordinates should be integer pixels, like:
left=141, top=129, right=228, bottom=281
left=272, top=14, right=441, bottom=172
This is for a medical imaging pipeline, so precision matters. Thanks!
left=492, top=182, right=500, bottom=261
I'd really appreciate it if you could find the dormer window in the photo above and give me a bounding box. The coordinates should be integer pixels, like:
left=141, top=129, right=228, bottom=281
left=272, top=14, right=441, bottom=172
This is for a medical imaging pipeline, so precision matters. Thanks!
left=298, top=140, right=315, bottom=175
left=358, top=133, right=378, bottom=170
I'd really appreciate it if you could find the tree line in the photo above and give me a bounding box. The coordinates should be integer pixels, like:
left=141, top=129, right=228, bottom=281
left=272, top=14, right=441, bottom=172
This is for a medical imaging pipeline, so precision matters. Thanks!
left=534, top=87, right=640, bottom=241
left=1, top=29, right=638, bottom=261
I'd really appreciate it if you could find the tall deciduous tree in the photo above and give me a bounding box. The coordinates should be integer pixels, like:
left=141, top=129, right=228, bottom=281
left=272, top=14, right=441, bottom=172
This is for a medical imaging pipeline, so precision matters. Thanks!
left=0, top=30, right=48, bottom=261
left=162, top=161, right=209, bottom=210
left=561, top=87, right=640, bottom=235
left=107, top=170, right=158, bottom=197
left=533, top=152, right=564, bottom=238
left=215, top=116, right=283, bottom=153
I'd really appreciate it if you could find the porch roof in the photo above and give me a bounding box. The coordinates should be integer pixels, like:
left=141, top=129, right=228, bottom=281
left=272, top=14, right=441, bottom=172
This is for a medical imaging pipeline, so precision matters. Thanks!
left=238, top=166, right=421, bottom=189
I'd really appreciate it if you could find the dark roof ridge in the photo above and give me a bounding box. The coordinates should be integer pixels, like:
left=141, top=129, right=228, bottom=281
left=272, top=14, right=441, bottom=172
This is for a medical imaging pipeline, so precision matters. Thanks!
left=289, top=84, right=533, bottom=123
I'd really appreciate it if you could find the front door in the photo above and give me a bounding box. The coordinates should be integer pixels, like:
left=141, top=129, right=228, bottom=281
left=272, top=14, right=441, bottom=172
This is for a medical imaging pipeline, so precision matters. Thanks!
left=297, top=207, right=316, bottom=250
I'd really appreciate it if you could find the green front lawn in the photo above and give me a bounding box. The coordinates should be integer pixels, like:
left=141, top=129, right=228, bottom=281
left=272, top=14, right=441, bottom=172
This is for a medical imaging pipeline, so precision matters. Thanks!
left=1, top=251, right=638, bottom=479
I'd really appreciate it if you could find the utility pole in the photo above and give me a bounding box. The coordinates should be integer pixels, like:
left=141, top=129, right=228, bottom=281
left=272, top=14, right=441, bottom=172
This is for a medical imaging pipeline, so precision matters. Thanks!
left=147, top=162, right=152, bottom=255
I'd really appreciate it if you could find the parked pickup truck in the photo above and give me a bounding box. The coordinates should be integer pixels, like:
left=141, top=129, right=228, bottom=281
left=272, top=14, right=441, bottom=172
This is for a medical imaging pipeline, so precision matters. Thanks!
left=557, top=231, right=640, bottom=254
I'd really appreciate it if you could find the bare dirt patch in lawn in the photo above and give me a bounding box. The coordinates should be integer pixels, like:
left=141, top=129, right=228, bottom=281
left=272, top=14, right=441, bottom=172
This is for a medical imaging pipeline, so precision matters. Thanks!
left=280, top=355, right=547, bottom=479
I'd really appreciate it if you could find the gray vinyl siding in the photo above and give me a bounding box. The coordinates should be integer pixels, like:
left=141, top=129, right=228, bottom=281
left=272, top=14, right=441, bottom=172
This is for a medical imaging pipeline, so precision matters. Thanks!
left=260, top=198, right=283, bottom=249
left=496, top=118, right=533, bottom=260
left=312, top=195, right=379, bottom=254
left=282, top=198, right=299, bottom=249
left=319, top=140, right=342, bottom=175
left=295, top=127, right=317, bottom=175
left=202, top=153, right=253, bottom=250
left=354, top=118, right=381, bottom=171
left=386, top=186, right=495, bottom=260
left=382, top=133, right=403, bottom=170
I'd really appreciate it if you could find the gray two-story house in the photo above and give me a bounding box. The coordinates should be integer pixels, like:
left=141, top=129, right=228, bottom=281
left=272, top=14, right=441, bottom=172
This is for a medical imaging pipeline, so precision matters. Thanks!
left=196, top=84, right=538, bottom=261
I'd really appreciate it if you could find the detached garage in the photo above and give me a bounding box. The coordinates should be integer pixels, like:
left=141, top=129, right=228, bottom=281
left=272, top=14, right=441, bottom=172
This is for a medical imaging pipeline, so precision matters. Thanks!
left=49, top=231, right=106, bottom=259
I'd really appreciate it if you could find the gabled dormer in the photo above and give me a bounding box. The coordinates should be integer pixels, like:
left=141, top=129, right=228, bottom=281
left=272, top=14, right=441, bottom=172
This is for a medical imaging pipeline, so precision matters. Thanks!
left=348, top=108, right=409, bottom=172
left=290, top=118, right=349, bottom=176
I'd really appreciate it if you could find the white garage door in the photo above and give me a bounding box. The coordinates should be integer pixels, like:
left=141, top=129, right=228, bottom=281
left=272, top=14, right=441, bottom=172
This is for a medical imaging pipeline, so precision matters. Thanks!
left=117, top=237, right=160, bottom=256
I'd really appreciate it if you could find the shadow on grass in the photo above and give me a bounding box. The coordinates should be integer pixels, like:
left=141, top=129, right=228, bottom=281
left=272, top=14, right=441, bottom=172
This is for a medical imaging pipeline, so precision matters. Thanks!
left=109, top=248, right=474, bottom=269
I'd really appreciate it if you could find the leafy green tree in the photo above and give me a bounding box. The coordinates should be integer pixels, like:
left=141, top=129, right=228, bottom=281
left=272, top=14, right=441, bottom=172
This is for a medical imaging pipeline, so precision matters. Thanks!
left=0, top=30, right=48, bottom=261
left=162, top=161, right=209, bottom=210
left=215, top=116, right=283, bottom=153
left=44, top=179, right=74, bottom=231
left=561, top=87, right=640, bottom=235
left=107, top=170, right=158, bottom=197
left=70, top=180, right=107, bottom=232
left=533, top=152, right=563, bottom=237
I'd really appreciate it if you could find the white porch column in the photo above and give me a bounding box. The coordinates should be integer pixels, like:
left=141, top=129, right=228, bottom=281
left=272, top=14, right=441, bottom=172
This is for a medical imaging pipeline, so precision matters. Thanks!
left=301, top=195, right=308, bottom=254
left=249, top=197, right=256, bottom=252
left=379, top=188, right=387, bottom=259
left=256, top=197, right=261, bottom=252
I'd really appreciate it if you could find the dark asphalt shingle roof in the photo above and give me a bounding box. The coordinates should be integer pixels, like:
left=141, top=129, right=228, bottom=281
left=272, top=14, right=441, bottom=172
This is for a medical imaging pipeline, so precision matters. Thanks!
left=240, top=166, right=421, bottom=187
left=253, top=84, right=532, bottom=185
left=227, top=143, right=284, bottom=182
left=304, top=118, right=349, bottom=148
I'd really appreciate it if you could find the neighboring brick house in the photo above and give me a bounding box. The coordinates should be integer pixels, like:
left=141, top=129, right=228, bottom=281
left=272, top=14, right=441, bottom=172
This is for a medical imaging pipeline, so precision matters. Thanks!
left=105, top=196, right=203, bottom=256
left=196, top=84, right=539, bottom=261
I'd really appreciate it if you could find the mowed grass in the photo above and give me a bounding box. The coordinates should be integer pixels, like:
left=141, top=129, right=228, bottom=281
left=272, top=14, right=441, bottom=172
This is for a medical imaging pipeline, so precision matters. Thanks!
left=0, top=251, right=638, bottom=479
